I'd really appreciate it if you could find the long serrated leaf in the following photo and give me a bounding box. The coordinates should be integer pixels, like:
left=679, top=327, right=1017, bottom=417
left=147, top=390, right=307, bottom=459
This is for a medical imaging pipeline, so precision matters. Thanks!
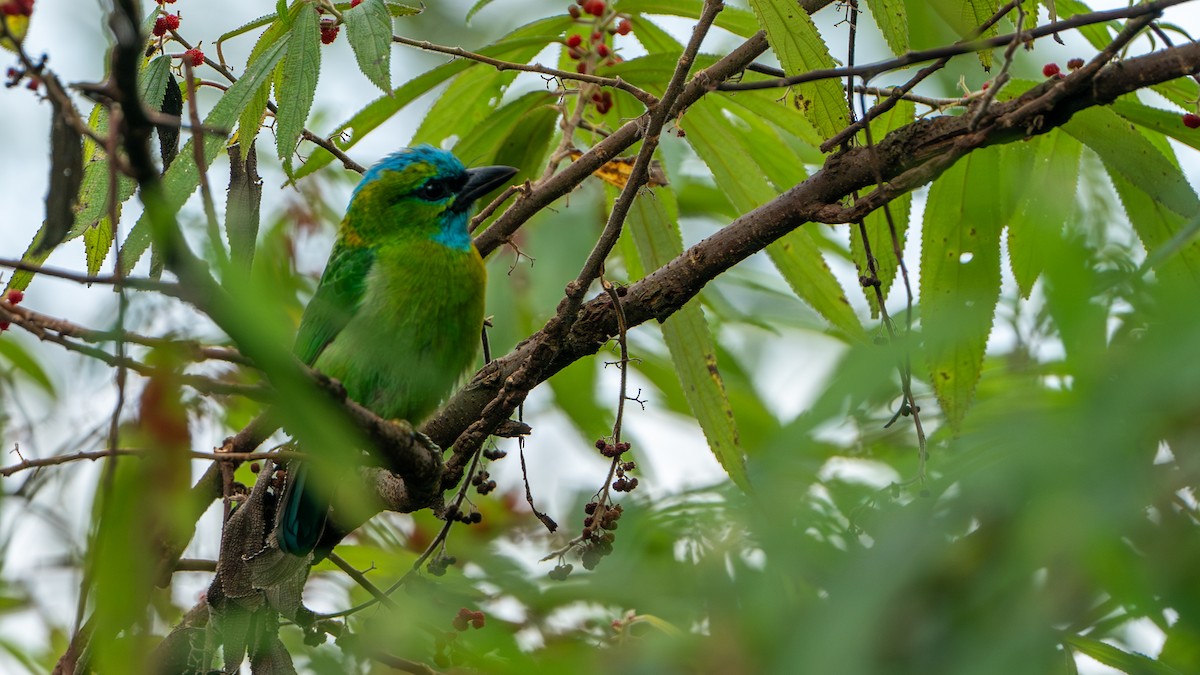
left=920, top=146, right=1004, bottom=430
left=1109, top=171, right=1200, bottom=288
left=83, top=215, right=115, bottom=277
left=1007, top=130, right=1082, bottom=298
left=1063, top=107, right=1200, bottom=220
left=748, top=0, right=849, bottom=140
left=236, top=8, right=297, bottom=149
left=414, top=64, right=527, bottom=148
left=620, top=0, right=761, bottom=37
left=344, top=0, right=393, bottom=93
left=628, top=191, right=749, bottom=491
left=276, top=6, right=321, bottom=175
left=1112, top=97, right=1200, bottom=154
left=138, top=55, right=171, bottom=112
left=1063, top=634, right=1184, bottom=675
left=849, top=99, right=914, bottom=317
left=686, top=100, right=862, bottom=340
left=226, top=143, right=261, bottom=273
left=865, top=0, right=908, bottom=55
left=295, top=17, right=568, bottom=180
left=121, top=33, right=291, bottom=274
left=453, top=91, right=557, bottom=167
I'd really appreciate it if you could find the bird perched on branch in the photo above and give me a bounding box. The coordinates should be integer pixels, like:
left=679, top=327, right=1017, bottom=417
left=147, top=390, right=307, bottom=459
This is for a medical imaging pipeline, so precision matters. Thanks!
left=276, top=145, right=517, bottom=556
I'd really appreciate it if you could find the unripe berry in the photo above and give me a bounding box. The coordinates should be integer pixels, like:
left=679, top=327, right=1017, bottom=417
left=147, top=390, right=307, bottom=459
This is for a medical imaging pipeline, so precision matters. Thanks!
left=1183, top=113, right=1200, bottom=129
left=1042, top=62, right=1060, bottom=78
left=1067, top=57, right=1084, bottom=70
left=566, top=34, right=582, bottom=48
left=183, top=48, right=204, bottom=67
left=568, top=5, right=581, bottom=18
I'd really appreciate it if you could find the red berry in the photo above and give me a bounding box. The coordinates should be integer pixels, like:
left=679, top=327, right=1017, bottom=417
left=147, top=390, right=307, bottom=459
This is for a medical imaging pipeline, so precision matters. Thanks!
left=584, top=0, right=605, bottom=17
left=567, top=47, right=583, bottom=60
left=183, top=48, right=203, bottom=67
left=591, top=31, right=602, bottom=42
left=0, top=322, right=9, bottom=332
left=350, top=0, right=362, bottom=6
left=576, top=62, right=588, bottom=74
left=471, top=613, right=485, bottom=629
left=1042, top=62, right=1060, bottom=78
left=320, top=21, right=339, bottom=44
left=597, top=43, right=610, bottom=58
left=616, top=19, right=631, bottom=35
left=152, top=17, right=168, bottom=36
left=7, top=289, right=24, bottom=304
left=566, top=34, right=582, bottom=48
left=1183, top=113, right=1200, bottom=129
left=1067, top=57, right=1084, bottom=70
left=568, top=5, right=581, bottom=18
left=164, top=13, right=180, bottom=30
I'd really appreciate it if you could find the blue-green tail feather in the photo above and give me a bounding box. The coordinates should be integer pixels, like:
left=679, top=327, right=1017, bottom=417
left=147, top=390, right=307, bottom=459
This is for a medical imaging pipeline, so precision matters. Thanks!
left=277, top=462, right=326, bottom=555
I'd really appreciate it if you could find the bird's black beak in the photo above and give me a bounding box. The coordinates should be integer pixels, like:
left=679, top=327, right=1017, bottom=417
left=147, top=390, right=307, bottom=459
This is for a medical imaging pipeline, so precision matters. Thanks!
left=453, top=165, right=518, bottom=212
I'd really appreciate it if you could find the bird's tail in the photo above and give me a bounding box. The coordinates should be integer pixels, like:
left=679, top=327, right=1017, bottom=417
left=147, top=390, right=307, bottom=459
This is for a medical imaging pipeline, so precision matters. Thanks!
left=275, top=461, right=327, bottom=555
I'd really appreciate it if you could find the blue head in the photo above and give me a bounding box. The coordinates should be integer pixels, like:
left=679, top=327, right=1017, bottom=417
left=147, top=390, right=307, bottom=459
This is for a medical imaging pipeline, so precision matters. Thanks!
left=347, top=146, right=517, bottom=251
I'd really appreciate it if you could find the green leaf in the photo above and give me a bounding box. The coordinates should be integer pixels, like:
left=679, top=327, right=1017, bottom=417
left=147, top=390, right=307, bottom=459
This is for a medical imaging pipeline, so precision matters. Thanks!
left=620, top=0, right=762, bottom=38
left=385, top=2, right=421, bottom=17
left=465, top=0, right=495, bottom=23
left=1112, top=97, right=1200, bottom=154
left=1063, top=634, right=1184, bottom=675
left=920, top=146, right=1005, bottom=430
left=628, top=190, right=749, bottom=491
left=295, top=16, right=569, bottom=180
left=1109, top=171, right=1200, bottom=289
left=848, top=99, right=914, bottom=317
left=864, top=0, right=909, bottom=55
left=84, top=216, right=115, bottom=277
left=1007, top=130, right=1082, bottom=298
left=121, top=32, right=291, bottom=274
left=685, top=100, right=862, bottom=340
left=0, top=338, right=55, bottom=395
left=452, top=91, right=557, bottom=168
left=748, top=0, right=849, bottom=140
left=138, top=55, right=171, bottom=111
left=1063, top=107, right=1200, bottom=220
left=343, top=0, right=393, bottom=93
left=276, top=5, right=321, bottom=175
left=236, top=7, right=298, bottom=149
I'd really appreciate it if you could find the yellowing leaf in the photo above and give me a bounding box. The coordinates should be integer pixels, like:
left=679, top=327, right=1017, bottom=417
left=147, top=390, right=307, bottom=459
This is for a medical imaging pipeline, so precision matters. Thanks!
left=566, top=150, right=668, bottom=190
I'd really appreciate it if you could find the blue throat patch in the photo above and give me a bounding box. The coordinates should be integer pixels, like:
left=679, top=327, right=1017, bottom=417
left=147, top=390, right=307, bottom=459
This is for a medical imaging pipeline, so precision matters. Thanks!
left=431, top=210, right=472, bottom=252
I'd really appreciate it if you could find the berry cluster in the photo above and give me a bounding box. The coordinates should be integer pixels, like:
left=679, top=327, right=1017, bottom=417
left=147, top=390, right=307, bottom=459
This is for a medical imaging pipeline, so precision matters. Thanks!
left=471, top=469, right=497, bottom=495
left=579, top=502, right=622, bottom=570
left=154, top=0, right=178, bottom=5
left=547, top=562, right=574, bottom=580
left=611, top=460, right=638, bottom=492
left=444, top=502, right=482, bottom=525
left=482, top=446, right=507, bottom=460
left=1067, top=57, right=1085, bottom=70
left=595, top=437, right=630, bottom=458
left=1, top=289, right=23, bottom=332
left=183, top=47, right=204, bottom=67
left=152, top=13, right=180, bottom=37
left=564, top=2, right=630, bottom=75
left=320, top=19, right=339, bottom=45
left=3, top=66, right=37, bottom=90
left=426, top=553, right=457, bottom=576
left=0, top=0, right=33, bottom=17
left=451, top=607, right=486, bottom=632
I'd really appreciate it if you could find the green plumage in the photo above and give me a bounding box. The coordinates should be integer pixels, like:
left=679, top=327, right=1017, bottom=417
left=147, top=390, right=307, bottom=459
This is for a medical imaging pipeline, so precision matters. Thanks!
left=277, top=146, right=516, bottom=555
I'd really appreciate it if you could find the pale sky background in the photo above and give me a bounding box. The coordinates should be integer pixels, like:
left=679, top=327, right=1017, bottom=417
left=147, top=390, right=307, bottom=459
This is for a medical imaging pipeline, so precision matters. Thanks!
left=1, top=0, right=1198, bottom=672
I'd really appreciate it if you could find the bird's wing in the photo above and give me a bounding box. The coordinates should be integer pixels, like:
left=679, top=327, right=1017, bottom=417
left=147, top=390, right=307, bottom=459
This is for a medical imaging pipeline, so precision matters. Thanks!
left=294, top=242, right=376, bottom=366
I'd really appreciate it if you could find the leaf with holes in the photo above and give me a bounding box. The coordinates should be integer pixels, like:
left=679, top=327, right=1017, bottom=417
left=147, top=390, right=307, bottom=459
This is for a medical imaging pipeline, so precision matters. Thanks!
left=920, top=146, right=1004, bottom=431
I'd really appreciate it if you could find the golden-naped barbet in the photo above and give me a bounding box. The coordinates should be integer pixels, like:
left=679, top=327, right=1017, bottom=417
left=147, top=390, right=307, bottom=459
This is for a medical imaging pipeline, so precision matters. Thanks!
left=277, top=146, right=517, bottom=555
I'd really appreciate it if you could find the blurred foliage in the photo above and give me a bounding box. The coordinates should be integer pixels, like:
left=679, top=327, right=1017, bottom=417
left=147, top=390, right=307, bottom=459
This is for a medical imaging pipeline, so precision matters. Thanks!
left=1, top=0, right=1200, bottom=673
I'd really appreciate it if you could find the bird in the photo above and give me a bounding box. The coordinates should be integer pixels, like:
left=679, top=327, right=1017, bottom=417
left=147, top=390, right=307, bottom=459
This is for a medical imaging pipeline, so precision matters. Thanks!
left=276, top=145, right=517, bottom=556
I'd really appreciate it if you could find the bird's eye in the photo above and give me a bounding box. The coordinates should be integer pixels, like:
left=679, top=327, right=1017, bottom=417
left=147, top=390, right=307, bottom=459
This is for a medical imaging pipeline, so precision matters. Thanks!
left=416, top=179, right=452, bottom=201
